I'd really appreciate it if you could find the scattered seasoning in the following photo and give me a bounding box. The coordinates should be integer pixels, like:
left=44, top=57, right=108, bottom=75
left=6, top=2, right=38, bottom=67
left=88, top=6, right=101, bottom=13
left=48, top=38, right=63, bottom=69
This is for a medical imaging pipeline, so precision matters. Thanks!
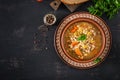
left=94, top=57, right=101, bottom=64
left=36, top=0, right=43, bottom=3
left=38, top=25, right=48, bottom=34
left=33, top=13, right=56, bottom=51
left=33, top=25, right=48, bottom=51
left=45, top=47, right=48, bottom=50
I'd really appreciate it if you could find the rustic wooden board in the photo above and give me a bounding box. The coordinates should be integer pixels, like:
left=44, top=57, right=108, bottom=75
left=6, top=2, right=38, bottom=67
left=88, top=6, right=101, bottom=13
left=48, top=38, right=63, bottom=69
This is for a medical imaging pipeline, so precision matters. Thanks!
left=50, top=0, right=80, bottom=12
left=64, top=4, right=80, bottom=12
left=50, top=0, right=61, bottom=11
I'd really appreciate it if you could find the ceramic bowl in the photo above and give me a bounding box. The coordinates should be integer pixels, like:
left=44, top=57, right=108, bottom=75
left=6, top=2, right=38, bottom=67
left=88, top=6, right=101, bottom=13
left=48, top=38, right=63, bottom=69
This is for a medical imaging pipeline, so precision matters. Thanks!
left=54, top=12, right=111, bottom=69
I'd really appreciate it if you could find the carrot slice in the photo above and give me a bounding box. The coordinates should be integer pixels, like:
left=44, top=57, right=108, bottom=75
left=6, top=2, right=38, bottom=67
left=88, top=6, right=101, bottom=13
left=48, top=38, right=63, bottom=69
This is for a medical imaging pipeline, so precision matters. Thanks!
left=74, top=48, right=82, bottom=56
left=71, top=26, right=78, bottom=33
left=71, top=41, right=79, bottom=47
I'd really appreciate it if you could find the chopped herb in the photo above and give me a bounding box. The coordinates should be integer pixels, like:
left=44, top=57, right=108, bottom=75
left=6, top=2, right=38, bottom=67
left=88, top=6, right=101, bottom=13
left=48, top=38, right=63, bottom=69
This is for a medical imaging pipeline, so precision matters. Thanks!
left=88, top=0, right=120, bottom=19
left=77, top=34, right=87, bottom=41
left=94, top=57, right=101, bottom=63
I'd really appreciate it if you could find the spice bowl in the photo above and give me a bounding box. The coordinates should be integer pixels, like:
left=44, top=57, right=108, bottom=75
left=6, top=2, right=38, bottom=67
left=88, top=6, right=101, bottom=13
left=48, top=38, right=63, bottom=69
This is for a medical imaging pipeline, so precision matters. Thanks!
left=43, top=13, right=56, bottom=26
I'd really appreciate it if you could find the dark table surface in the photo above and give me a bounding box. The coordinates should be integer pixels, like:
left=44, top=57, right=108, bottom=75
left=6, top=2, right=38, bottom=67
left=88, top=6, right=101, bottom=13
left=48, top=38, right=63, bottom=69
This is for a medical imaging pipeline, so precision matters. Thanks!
left=0, top=0, right=120, bottom=80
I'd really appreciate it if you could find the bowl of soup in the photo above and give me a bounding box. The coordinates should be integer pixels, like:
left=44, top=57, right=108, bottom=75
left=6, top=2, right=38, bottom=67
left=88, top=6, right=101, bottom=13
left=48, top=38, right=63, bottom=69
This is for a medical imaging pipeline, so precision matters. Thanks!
left=54, top=12, right=111, bottom=69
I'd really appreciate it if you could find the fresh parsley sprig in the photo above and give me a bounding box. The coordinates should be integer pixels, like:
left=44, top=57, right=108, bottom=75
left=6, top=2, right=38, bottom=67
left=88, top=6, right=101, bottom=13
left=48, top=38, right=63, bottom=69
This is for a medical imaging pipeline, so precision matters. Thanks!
left=88, top=0, right=120, bottom=19
left=77, top=34, right=87, bottom=41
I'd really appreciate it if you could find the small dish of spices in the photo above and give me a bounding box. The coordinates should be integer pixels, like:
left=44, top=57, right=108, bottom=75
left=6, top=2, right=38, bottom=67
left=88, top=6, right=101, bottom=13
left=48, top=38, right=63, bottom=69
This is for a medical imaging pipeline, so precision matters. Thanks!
left=43, top=13, right=56, bottom=26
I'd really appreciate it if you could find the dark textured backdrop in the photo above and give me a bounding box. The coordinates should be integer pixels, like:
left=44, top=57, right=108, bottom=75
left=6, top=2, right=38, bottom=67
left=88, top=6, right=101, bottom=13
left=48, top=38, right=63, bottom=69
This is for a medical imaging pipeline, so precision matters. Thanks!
left=0, top=0, right=120, bottom=80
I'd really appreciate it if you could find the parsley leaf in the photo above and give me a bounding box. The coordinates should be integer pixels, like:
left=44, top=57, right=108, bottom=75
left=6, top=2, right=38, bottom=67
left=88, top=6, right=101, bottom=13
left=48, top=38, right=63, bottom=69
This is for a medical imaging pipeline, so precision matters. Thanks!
left=88, top=0, right=120, bottom=19
left=77, top=34, right=87, bottom=41
left=94, top=57, right=101, bottom=64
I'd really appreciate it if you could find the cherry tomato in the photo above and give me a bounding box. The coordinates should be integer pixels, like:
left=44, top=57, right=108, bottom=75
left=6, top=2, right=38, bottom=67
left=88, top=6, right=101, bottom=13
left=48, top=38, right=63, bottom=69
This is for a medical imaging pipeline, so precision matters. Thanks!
left=36, top=0, right=43, bottom=3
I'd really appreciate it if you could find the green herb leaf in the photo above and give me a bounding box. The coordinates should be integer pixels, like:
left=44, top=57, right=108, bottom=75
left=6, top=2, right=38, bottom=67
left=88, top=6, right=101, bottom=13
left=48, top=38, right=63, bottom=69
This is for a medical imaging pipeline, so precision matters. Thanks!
left=77, top=34, right=87, bottom=41
left=88, top=0, right=120, bottom=19
left=94, top=57, right=101, bottom=63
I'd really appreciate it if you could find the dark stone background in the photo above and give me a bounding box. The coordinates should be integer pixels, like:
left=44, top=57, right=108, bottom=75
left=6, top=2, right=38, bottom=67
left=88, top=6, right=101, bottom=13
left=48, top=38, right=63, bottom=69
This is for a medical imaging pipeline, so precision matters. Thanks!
left=0, top=0, right=120, bottom=80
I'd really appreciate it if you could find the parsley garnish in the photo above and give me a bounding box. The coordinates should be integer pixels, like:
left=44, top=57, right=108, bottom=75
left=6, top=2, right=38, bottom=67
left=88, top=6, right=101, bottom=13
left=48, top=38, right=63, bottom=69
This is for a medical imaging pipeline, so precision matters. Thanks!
left=77, top=34, right=87, bottom=41
left=88, top=0, right=120, bottom=19
left=94, top=57, right=101, bottom=64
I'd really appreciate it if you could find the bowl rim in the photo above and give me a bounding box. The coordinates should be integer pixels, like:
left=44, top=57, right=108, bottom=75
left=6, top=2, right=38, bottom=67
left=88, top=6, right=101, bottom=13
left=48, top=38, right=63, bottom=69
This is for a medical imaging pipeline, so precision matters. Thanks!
left=54, top=12, right=112, bottom=69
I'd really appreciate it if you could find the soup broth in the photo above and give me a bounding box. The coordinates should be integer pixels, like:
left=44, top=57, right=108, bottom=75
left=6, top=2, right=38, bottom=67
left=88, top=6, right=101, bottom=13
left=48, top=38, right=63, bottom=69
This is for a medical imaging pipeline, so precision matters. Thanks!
left=64, top=21, right=102, bottom=61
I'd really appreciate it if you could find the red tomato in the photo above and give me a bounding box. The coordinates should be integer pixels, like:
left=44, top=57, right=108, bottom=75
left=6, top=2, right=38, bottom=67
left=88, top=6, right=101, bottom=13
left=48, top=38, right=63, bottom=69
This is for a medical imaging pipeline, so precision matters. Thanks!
left=36, top=0, right=43, bottom=3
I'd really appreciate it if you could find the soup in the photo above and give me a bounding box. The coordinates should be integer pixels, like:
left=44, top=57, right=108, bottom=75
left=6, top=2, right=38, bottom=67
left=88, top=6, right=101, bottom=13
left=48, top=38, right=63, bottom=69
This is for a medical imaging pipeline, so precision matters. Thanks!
left=64, top=21, right=102, bottom=61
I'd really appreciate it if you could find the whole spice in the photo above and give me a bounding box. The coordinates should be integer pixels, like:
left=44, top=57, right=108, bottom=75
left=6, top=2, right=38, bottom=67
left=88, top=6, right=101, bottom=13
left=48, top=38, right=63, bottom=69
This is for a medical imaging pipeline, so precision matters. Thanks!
left=46, top=15, right=54, bottom=24
left=88, top=0, right=120, bottom=19
left=43, top=14, right=56, bottom=26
